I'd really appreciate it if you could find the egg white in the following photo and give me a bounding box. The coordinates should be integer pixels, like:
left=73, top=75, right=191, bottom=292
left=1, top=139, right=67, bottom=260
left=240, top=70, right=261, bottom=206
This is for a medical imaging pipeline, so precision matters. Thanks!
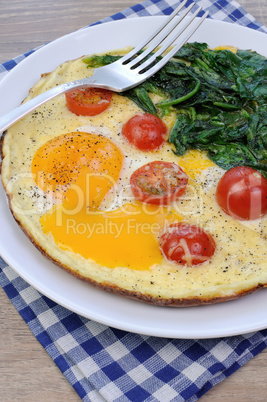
left=2, top=52, right=267, bottom=306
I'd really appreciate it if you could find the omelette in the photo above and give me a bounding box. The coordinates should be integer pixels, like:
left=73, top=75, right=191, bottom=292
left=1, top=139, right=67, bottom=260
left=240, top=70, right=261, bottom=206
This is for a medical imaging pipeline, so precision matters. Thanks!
left=1, top=47, right=267, bottom=306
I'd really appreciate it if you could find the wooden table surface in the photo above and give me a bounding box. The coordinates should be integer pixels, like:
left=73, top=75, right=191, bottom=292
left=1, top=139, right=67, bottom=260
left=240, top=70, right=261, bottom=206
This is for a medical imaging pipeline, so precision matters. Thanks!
left=0, top=0, right=267, bottom=400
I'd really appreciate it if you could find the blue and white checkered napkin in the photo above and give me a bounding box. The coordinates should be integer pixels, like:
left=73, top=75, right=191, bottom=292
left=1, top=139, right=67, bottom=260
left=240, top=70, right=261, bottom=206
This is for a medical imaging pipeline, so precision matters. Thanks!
left=1, top=1, right=267, bottom=400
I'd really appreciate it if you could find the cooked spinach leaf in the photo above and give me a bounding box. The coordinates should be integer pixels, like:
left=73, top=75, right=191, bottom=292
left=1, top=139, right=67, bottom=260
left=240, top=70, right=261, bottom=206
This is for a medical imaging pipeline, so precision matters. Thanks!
left=83, top=43, right=267, bottom=175
left=83, top=54, right=120, bottom=67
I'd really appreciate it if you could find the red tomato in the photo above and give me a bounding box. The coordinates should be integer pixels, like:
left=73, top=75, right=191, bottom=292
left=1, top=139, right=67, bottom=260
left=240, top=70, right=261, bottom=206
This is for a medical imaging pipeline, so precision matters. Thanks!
left=216, top=166, right=267, bottom=220
left=160, top=223, right=216, bottom=266
left=65, top=88, right=112, bottom=116
left=122, top=113, right=167, bottom=151
left=130, top=161, right=188, bottom=205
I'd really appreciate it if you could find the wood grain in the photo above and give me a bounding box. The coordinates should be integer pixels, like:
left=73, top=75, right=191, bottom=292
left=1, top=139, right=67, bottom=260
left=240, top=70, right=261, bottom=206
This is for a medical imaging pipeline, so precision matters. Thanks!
left=0, top=0, right=267, bottom=401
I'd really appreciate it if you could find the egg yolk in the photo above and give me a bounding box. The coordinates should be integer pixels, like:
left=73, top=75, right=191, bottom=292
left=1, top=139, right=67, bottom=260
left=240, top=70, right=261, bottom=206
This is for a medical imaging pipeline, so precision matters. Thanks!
left=34, top=132, right=183, bottom=270
left=40, top=201, right=182, bottom=270
left=178, top=150, right=215, bottom=179
left=32, top=132, right=123, bottom=207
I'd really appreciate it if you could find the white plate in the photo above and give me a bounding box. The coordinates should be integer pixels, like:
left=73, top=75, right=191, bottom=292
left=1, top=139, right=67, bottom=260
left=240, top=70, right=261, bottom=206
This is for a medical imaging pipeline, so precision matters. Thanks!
left=1, top=17, right=267, bottom=339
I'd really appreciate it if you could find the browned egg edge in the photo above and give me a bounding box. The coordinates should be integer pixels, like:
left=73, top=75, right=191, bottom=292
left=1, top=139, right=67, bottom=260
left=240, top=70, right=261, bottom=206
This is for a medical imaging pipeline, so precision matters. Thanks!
left=1, top=66, right=267, bottom=307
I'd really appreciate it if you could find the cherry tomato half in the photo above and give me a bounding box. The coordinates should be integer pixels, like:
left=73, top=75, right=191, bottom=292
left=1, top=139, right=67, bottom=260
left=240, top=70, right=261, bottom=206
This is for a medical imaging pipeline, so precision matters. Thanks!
left=65, top=88, right=112, bottom=116
left=122, top=113, right=167, bottom=151
left=160, top=223, right=216, bottom=266
left=130, top=161, right=188, bottom=205
left=216, top=166, right=267, bottom=221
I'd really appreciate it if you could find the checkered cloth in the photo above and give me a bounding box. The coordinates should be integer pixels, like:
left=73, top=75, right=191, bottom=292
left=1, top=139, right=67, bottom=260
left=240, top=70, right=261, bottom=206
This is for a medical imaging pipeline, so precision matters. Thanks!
left=1, top=1, right=267, bottom=401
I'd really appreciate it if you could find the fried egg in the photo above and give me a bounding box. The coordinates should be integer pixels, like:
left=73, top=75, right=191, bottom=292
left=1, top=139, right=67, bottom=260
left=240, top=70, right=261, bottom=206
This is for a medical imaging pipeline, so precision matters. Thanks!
left=2, top=51, right=267, bottom=306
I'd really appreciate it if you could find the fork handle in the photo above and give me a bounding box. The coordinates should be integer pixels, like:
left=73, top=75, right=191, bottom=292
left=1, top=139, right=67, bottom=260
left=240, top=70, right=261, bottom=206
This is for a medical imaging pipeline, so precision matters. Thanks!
left=0, top=76, right=104, bottom=134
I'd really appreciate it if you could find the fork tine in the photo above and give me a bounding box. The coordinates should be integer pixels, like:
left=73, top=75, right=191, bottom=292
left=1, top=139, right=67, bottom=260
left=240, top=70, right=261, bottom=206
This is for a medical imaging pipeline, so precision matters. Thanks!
left=135, top=7, right=207, bottom=74
left=119, top=0, right=188, bottom=65
left=0, top=5, right=208, bottom=132
left=135, top=9, right=208, bottom=77
left=126, top=2, right=195, bottom=69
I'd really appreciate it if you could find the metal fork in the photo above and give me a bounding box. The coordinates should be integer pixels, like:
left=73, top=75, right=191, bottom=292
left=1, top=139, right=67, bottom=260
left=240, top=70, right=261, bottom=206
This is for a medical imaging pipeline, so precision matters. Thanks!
left=0, top=1, right=208, bottom=133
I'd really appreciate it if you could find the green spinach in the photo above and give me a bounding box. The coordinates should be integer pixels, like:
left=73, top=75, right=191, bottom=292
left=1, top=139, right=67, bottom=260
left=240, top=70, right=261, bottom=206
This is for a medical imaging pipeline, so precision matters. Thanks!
left=83, top=43, right=267, bottom=175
